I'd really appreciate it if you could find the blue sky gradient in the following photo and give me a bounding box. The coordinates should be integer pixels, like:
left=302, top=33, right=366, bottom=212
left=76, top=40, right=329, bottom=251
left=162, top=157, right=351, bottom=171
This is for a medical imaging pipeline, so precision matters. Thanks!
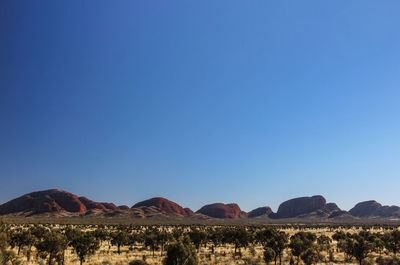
left=1, top=1, right=400, bottom=211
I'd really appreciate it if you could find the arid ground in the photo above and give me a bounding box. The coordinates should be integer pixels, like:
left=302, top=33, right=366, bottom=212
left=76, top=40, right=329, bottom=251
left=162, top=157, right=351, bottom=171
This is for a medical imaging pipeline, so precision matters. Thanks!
left=2, top=218, right=400, bottom=265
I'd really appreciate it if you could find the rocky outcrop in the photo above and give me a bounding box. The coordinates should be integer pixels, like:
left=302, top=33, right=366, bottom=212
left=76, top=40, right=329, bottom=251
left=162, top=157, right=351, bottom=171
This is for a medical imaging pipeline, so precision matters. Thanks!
left=325, top=203, right=341, bottom=212
left=4, top=189, right=400, bottom=221
left=0, top=189, right=87, bottom=215
left=184, top=208, right=194, bottom=215
left=273, top=195, right=328, bottom=219
left=132, top=197, right=192, bottom=216
left=349, top=201, right=381, bottom=217
left=0, top=190, right=122, bottom=216
left=130, top=206, right=171, bottom=218
left=248, top=207, right=273, bottom=218
left=380, top=206, right=400, bottom=217
left=76, top=197, right=119, bottom=211
left=196, top=203, right=242, bottom=219
left=328, top=210, right=354, bottom=219
left=349, top=201, right=400, bottom=218
left=79, top=196, right=107, bottom=211
left=101, top=202, right=120, bottom=211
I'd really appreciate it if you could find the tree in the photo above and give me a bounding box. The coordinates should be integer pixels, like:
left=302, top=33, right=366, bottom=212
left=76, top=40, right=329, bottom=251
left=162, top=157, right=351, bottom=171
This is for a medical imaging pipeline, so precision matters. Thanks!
left=157, top=229, right=171, bottom=254
left=92, top=227, right=110, bottom=248
left=316, top=235, right=331, bottom=263
left=69, top=231, right=100, bottom=265
left=0, top=219, right=19, bottom=265
left=222, top=227, right=250, bottom=258
left=256, top=228, right=288, bottom=265
left=263, top=247, right=275, bottom=264
left=9, top=228, right=35, bottom=260
left=0, top=218, right=9, bottom=251
left=188, top=229, right=207, bottom=250
left=144, top=230, right=160, bottom=257
left=164, top=236, right=198, bottom=265
left=384, top=230, right=400, bottom=255
left=373, top=234, right=385, bottom=255
left=300, top=248, right=319, bottom=265
left=35, top=230, right=67, bottom=265
left=289, top=232, right=316, bottom=265
left=128, top=231, right=142, bottom=253
left=110, top=230, right=129, bottom=255
left=348, top=233, right=374, bottom=265
left=333, top=232, right=353, bottom=262
left=208, top=228, right=222, bottom=253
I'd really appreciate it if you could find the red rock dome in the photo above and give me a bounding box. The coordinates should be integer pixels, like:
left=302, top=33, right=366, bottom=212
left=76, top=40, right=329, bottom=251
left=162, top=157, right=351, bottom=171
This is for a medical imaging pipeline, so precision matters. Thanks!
left=132, top=197, right=192, bottom=216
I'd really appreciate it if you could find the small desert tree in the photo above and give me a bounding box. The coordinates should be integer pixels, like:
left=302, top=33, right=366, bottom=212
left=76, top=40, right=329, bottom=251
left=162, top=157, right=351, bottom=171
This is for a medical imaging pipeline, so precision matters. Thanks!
left=316, top=235, right=332, bottom=263
left=371, top=233, right=385, bottom=254
left=110, top=229, right=129, bottom=255
left=0, top=218, right=19, bottom=265
left=0, top=218, right=9, bottom=252
left=384, top=230, right=400, bottom=255
left=144, top=229, right=160, bottom=257
left=257, top=228, right=288, bottom=265
left=207, top=227, right=223, bottom=255
left=289, top=231, right=316, bottom=265
left=35, top=230, right=67, bottom=265
left=93, top=227, right=110, bottom=248
left=164, top=236, right=198, bottom=265
left=263, top=247, right=275, bottom=264
left=300, top=248, right=319, bottom=265
left=9, top=228, right=36, bottom=260
left=333, top=231, right=353, bottom=262
left=69, top=231, right=100, bottom=265
left=188, top=229, right=207, bottom=250
left=348, top=233, right=374, bottom=265
left=222, top=227, right=250, bottom=258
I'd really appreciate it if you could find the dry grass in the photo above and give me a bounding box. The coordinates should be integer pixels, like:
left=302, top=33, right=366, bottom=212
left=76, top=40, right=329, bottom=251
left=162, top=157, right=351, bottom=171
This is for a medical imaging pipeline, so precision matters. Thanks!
left=8, top=224, right=398, bottom=265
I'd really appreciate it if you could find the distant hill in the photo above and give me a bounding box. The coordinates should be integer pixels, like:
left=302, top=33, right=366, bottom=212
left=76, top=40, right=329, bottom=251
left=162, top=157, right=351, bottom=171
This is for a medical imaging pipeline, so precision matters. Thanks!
left=349, top=201, right=400, bottom=218
left=196, top=203, right=244, bottom=219
left=269, top=195, right=343, bottom=219
left=132, top=197, right=193, bottom=216
left=0, top=189, right=399, bottom=221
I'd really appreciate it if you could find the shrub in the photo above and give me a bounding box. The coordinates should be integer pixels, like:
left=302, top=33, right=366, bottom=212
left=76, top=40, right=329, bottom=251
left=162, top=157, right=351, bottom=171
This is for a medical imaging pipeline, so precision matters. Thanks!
left=164, top=236, right=198, bottom=265
left=263, top=247, right=275, bottom=264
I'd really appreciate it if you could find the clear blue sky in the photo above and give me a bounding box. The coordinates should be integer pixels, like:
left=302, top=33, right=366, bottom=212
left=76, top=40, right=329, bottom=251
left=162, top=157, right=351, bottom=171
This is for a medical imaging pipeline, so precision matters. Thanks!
left=1, top=1, right=400, bottom=212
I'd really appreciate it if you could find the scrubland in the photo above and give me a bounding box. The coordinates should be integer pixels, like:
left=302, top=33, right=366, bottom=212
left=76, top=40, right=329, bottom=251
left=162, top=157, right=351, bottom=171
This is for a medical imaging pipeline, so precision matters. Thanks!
left=1, top=220, right=400, bottom=265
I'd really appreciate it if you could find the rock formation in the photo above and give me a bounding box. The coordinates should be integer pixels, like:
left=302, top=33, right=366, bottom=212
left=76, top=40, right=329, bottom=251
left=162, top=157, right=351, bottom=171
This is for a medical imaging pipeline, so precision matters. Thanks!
left=349, top=201, right=400, bottom=218
left=131, top=197, right=192, bottom=216
left=196, top=203, right=242, bottom=219
left=248, top=206, right=273, bottom=218
left=0, top=189, right=86, bottom=215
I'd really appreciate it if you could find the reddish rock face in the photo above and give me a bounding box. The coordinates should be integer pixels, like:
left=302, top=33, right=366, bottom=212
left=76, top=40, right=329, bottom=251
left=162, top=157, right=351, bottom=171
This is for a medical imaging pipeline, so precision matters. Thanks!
left=79, top=196, right=107, bottom=211
left=380, top=206, right=400, bottom=217
left=132, top=197, right=192, bottom=216
left=328, top=210, right=353, bottom=219
left=0, top=189, right=125, bottom=216
left=349, top=201, right=400, bottom=218
left=100, top=202, right=120, bottom=211
left=196, top=203, right=242, bottom=219
left=349, top=201, right=382, bottom=217
left=325, top=203, right=341, bottom=212
left=274, top=195, right=326, bottom=219
left=184, top=208, right=194, bottom=215
left=248, top=206, right=273, bottom=218
left=0, top=189, right=87, bottom=215
left=118, top=205, right=130, bottom=210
